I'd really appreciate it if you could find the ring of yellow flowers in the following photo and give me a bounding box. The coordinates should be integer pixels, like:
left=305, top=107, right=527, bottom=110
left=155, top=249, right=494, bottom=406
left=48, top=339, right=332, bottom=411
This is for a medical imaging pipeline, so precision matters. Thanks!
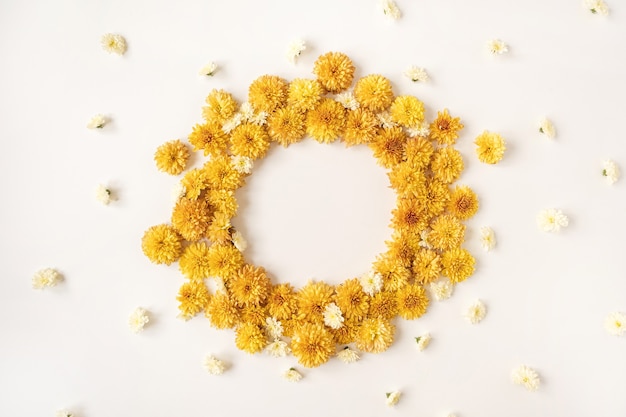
left=142, top=52, right=479, bottom=368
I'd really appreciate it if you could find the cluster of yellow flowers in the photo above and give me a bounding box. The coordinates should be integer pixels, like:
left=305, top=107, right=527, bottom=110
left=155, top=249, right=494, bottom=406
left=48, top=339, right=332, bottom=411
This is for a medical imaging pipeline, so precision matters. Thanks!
left=142, top=52, right=482, bottom=368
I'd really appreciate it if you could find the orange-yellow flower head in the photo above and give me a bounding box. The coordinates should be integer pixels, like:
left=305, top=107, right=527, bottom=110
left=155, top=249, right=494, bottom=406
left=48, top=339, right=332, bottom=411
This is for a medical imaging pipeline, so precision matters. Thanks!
left=206, top=291, right=240, bottom=329
left=354, top=74, right=394, bottom=112
left=291, top=322, right=335, bottom=367
left=181, top=168, right=209, bottom=200
left=430, top=147, right=464, bottom=184
left=390, top=95, right=425, bottom=128
left=396, top=284, right=429, bottom=320
left=388, top=161, right=427, bottom=196
left=287, top=78, right=323, bottom=111
left=370, top=126, right=407, bottom=168
left=335, top=278, right=370, bottom=321
left=448, top=185, right=479, bottom=220
left=306, top=98, right=346, bottom=143
left=228, top=265, right=271, bottom=308
left=203, top=155, right=244, bottom=191
left=343, top=108, right=379, bottom=146
left=235, top=322, right=267, bottom=354
left=430, top=108, right=464, bottom=145
left=442, top=248, right=475, bottom=284
left=413, top=249, right=442, bottom=285
left=267, top=283, right=298, bottom=321
left=391, top=197, right=429, bottom=235
left=368, top=291, right=398, bottom=320
left=248, top=74, right=288, bottom=113
left=313, top=52, right=355, bottom=93
left=207, top=243, right=244, bottom=280
left=177, top=280, right=211, bottom=320
left=178, top=241, right=212, bottom=280
left=355, top=318, right=395, bottom=353
left=267, top=106, right=306, bottom=147
left=405, top=137, right=434, bottom=170
left=188, top=122, right=229, bottom=158
left=171, top=197, right=211, bottom=242
left=202, top=89, right=237, bottom=124
left=230, top=123, right=271, bottom=160
left=373, top=254, right=411, bottom=292
left=206, top=211, right=232, bottom=244
left=428, top=214, right=466, bottom=251
left=154, top=140, right=189, bottom=175
left=296, top=281, right=334, bottom=324
left=206, top=189, right=238, bottom=218
left=420, top=179, right=450, bottom=218
left=141, top=224, right=183, bottom=265
left=474, top=130, right=506, bottom=164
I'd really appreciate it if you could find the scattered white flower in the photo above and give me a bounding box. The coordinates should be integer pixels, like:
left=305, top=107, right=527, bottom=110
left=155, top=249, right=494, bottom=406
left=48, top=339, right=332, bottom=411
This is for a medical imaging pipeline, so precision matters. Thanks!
left=283, top=367, right=303, bottom=382
left=231, top=155, right=254, bottom=174
left=538, top=117, right=556, bottom=139
left=128, top=307, right=150, bottom=333
left=95, top=184, right=113, bottom=205
left=385, top=390, right=402, bottom=406
left=199, top=61, right=218, bottom=76
left=415, top=333, right=431, bottom=351
left=222, top=113, right=243, bottom=134
left=584, top=0, right=609, bottom=15
left=323, top=302, right=344, bottom=329
left=377, top=111, right=396, bottom=129
left=406, top=121, right=430, bottom=138
left=32, top=268, right=62, bottom=289
left=480, top=226, right=496, bottom=251
left=511, top=365, right=541, bottom=391
left=537, top=208, right=569, bottom=233
left=602, top=160, right=620, bottom=184
left=56, top=409, right=74, bottom=417
left=101, top=33, right=127, bottom=55
left=464, top=299, right=487, bottom=324
left=487, top=39, right=509, bottom=55
left=337, top=346, right=360, bottom=363
left=87, top=114, right=107, bottom=129
left=267, top=339, right=290, bottom=357
left=250, top=111, right=268, bottom=126
left=604, top=311, right=626, bottom=336
left=404, top=66, right=429, bottom=83
left=171, top=182, right=186, bottom=202
left=430, top=279, right=453, bottom=301
left=335, top=92, right=359, bottom=110
left=231, top=230, right=247, bottom=252
left=381, top=0, right=401, bottom=20
left=265, top=317, right=284, bottom=339
left=418, top=229, right=432, bottom=249
left=239, top=102, right=255, bottom=121
left=359, top=271, right=383, bottom=296
left=203, top=354, right=226, bottom=375
left=286, top=39, right=306, bottom=64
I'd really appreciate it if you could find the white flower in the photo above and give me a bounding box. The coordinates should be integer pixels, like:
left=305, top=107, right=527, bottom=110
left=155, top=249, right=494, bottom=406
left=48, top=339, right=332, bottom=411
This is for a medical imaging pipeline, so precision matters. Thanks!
left=203, top=354, right=226, bottom=375
left=265, top=317, right=284, bottom=339
left=430, top=279, right=453, bottom=301
left=199, top=62, right=218, bottom=76
left=602, top=160, right=620, bottom=184
left=418, top=229, right=432, bottom=249
left=171, top=182, right=186, bottom=202
left=584, top=0, right=609, bottom=15
left=335, top=92, right=359, bottom=110
left=95, top=184, right=113, bottom=205
left=283, top=367, right=303, bottom=382
left=464, top=300, right=486, bottom=324
left=406, top=121, right=430, bottom=138
left=537, top=208, right=569, bottom=233
left=385, top=390, right=401, bottom=406
left=239, top=102, right=255, bottom=121
left=32, top=268, right=62, bottom=289
left=101, top=33, right=127, bottom=55
left=359, top=271, right=383, bottom=296
left=323, top=303, right=344, bottom=329
left=480, top=226, right=496, bottom=251
left=250, top=111, right=268, bottom=126
left=381, top=0, right=401, bottom=20
left=231, top=230, right=247, bottom=252
left=511, top=365, right=541, bottom=391
left=267, top=339, right=290, bottom=357
left=604, top=311, right=626, bottom=336
left=87, top=114, right=107, bottom=129
left=231, top=155, right=253, bottom=174
left=56, top=409, right=74, bottom=417
left=377, top=111, right=396, bottom=129
left=487, top=39, right=508, bottom=55
left=415, top=333, right=431, bottom=351
left=337, top=346, right=360, bottom=363
left=286, top=39, right=306, bottom=64
left=222, top=113, right=243, bottom=134
left=404, top=66, right=429, bottom=83
left=538, top=117, right=556, bottom=139
left=128, top=307, right=150, bottom=333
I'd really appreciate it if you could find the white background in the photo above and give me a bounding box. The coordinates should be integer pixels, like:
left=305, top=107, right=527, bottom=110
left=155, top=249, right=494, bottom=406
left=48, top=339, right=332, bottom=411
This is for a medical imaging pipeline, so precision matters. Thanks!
left=1, top=0, right=625, bottom=416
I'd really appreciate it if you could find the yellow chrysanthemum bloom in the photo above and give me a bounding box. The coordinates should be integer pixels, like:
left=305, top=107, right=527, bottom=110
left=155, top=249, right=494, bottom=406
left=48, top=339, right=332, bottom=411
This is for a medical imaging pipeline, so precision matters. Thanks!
left=238, top=305, right=268, bottom=327
left=235, top=322, right=267, bottom=354
left=385, top=230, right=421, bottom=268
left=207, top=243, right=244, bottom=280
left=373, top=254, right=411, bottom=292
left=441, top=248, right=475, bottom=284
left=248, top=74, right=288, bottom=113
left=335, top=278, right=370, bottom=321
left=430, top=108, right=464, bottom=145
left=188, top=122, right=229, bottom=158
left=178, top=241, right=211, bottom=280
left=230, top=123, right=271, bottom=160
left=204, top=156, right=244, bottom=191
left=228, top=265, right=271, bottom=307
left=296, top=281, right=335, bottom=324
left=171, top=197, right=211, bottom=242
left=287, top=78, right=324, bottom=111
left=405, top=136, right=434, bottom=170
left=474, top=130, right=506, bottom=164
left=355, top=318, right=395, bottom=353
left=154, top=139, right=189, bottom=175
left=420, top=179, right=450, bottom=219
left=370, top=127, right=407, bottom=168
left=202, top=89, right=237, bottom=124
left=267, top=283, right=298, bottom=321
left=267, top=106, right=306, bottom=147
left=141, top=224, right=183, bottom=265
left=413, top=249, right=442, bottom=285
left=391, top=197, right=429, bottom=235
left=343, top=108, right=379, bottom=146
left=205, top=291, right=240, bottom=329
left=388, top=162, right=427, bottom=197
left=177, top=280, right=211, bottom=320
left=306, top=98, right=346, bottom=143
left=331, top=317, right=359, bottom=344
left=206, top=189, right=238, bottom=218
left=281, top=313, right=307, bottom=338
left=181, top=168, right=209, bottom=200
left=396, top=284, right=429, bottom=320
left=206, top=211, right=232, bottom=244
left=430, top=147, right=464, bottom=184
left=368, top=291, right=398, bottom=320
left=448, top=185, right=479, bottom=220
left=390, top=95, right=425, bottom=128
left=312, top=52, right=355, bottom=93
left=291, top=322, right=335, bottom=367
left=428, top=214, right=466, bottom=251
left=354, top=74, right=394, bottom=112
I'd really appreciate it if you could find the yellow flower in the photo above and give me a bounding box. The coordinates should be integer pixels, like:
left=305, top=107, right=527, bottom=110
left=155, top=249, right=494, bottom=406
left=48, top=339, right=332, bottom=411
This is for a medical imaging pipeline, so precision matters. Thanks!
left=204, top=156, right=244, bottom=191
left=291, top=322, right=335, bottom=367
left=206, top=211, right=232, bottom=244
left=248, top=74, right=288, bottom=113
left=384, top=230, right=420, bottom=268
left=430, top=147, right=464, bottom=184
left=235, top=323, right=267, bottom=354
left=154, top=140, right=189, bottom=175
left=267, top=106, right=306, bottom=147
left=228, top=265, right=271, bottom=307
left=202, top=89, right=238, bottom=124
left=287, top=78, right=323, bottom=111
left=267, top=283, right=298, bottom=321
left=388, top=162, right=427, bottom=196
left=391, top=197, right=429, bottom=235
left=178, top=241, right=211, bottom=280
left=420, top=179, right=450, bottom=218
left=396, top=284, right=429, bottom=320
left=441, top=248, right=475, bottom=284
left=141, top=224, right=183, bottom=265
left=331, top=318, right=359, bottom=345
left=474, top=131, right=506, bottom=164
left=206, top=189, right=238, bottom=218
left=428, top=214, right=466, bottom=251
left=429, top=109, right=464, bottom=145
left=171, top=197, right=211, bottom=242
left=177, top=280, right=211, bottom=319
left=370, top=127, right=407, bottom=168
left=354, top=74, right=394, bottom=112
left=313, top=52, right=355, bottom=93
left=404, top=137, right=434, bottom=170
left=368, top=291, right=398, bottom=320
left=306, top=98, right=346, bottom=143
left=296, top=281, right=335, bottom=324
left=413, top=249, right=442, bottom=285
left=343, top=108, right=379, bottom=146
left=355, top=318, right=395, bottom=353
left=188, top=122, right=229, bottom=158
left=207, top=243, right=244, bottom=280
left=448, top=185, right=479, bottom=220
left=390, top=96, right=425, bottom=128
left=205, top=291, right=240, bottom=329
left=230, top=123, right=271, bottom=160
left=335, top=278, right=370, bottom=321
left=181, top=168, right=209, bottom=200
left=373, top=254, right=411, bottom=292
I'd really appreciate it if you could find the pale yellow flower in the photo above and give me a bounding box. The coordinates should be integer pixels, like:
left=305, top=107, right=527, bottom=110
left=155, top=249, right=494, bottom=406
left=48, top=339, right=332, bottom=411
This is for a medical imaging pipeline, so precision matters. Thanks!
left=359, top=271, right=383, bottom=296
left=602, top=160, right=620, bottom=184
left=87, top=114, right=107, bottom=129
left=480, top=226, right=496, bottom=251
left=487, top=39, right=508, bottom=55
left=101, top=33, right=127, bottom=55
left=404, top=66, right=429, bottom=82
left=604, top=311, right=625, bottom=336
left=337, top=346, right=360, bottom=363
left=430, top=279, right=453, bottom=301
left=128, top=307, right=150, bottom=333
left=32, top=268, right=62, bottom=289
left=335, top=92, right=359, bottom=110
left=537, top=208, right=569, bottom=233
left=386, top=390, right=401, bottom=406
left=584, top=0, right=609, bottom=15
left=267, top=339, right=290, bottom=357
left=232, top=231, right=247, bottom=252
left=204, top=354, right=226, bottom=375
left=286, top=39, right=306, bottom=64
left=283, top=367, right=303, bottom=382
left=415, top=333, right=431, bottom=351
left=323, top=302, right=344, bottom=329
left=381, top=0, right=401, bottom=19
left=511, top=365, right=541, bottom=391
left=465, top=300, right=486, bottom=324
left=265, top=317, right=284, bottom=339
left=56, top=409, right=74, bottom=417
left=199, top=62, right=218, bottom=76
left=95, top=184, right=112, bottom=205
left=538, top=117, right=556, bottom=139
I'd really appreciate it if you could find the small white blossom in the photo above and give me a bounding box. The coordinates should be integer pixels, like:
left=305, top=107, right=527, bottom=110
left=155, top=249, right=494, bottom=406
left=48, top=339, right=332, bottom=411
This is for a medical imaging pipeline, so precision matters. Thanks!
left=87, top=114, right=107, bottom=129
left=511, top=365, right=541, bottom=391
left=283, top=367, right=303, bottom=382
left=464, top=299, right=486, bottom=324
left=584, top=0, right=609, bottom=15
left=32, top=268, right=62, bottom=289
left=231, top=155, right=254, bottom=174
left=537, top=208, right=569, bottom=233
left=101, top=33, right=127, bottom=55
left=239, top=102, right=255, bottom=121
left=56, top=409, right=74, bottom=417
left=415, top=333, right=431, bottom=351
left=335, top=92, right=359, bottom=110
left=266, top=339, right=290, bottom=357
left=250, top=111, right=268, bottom=126
left=95, top=184, right=113, bottom=205
left=604, top=311, right=626, bottom=336
left=406, top=121, right=430, bottom=138
left=377, top=111, right=396, bottom=129
left=487, top=39, right=509, bottom=55
left=602, top=160, right=620, bottom=184
left=286, top=39, right=306, bottom=64
left=203, top=354, right=226, bottom=375
left=199, top=61, right=218, bottom=76
left=385, top=390, right=402, bottom=406
left=538, top=117, right=556, bottom=139
left=171, top=182, right=186, bottom=202
left=212, top=276, right=226, bottom=293
left=128, top=307, right=150, bottom=333
left=430, top=279, right=453, bottom=301
left=418, top=229, right=433, bottom=249
left=323, top=302, right=344, bottom=329
left=337, top=346, right=360, bottom=363
left=480, top=226, right=496, bottom=251
left=381, top=0, right=401, bottom=20
left=404, top=66, right=429, bottom=83
left=359, top=271, right=383, bottom=296
left=232, top=230, right=247, bottom=252
left=265, top=317, right=284, bottom=339
left=222, top=113, right=243, bottom=134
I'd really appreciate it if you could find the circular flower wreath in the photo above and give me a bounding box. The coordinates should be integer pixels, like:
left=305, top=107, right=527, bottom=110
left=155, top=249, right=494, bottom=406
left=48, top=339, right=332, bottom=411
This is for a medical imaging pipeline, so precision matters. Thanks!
left=142, top=52, right=478, bottom=368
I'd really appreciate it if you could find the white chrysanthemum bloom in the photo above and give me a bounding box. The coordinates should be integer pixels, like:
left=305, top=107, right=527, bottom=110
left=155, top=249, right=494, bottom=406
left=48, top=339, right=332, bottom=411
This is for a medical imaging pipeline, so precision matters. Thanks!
left=335, top=92, right=359, bottom=110
left=231, top=230, right=247, bottom=252
left=480, top=226, right=496, bottom=251
left=286, top=39, right=306, bottom=64
left=323, top=302, right=344, bottom=329
left=406, top=121, right=430, bottom=138
left=56, top=409, right=74, bottom=417
left=128, top=307, right=150, bottom=333
left=32, top=268, right=62, bottom=289
left=584, top=0, right=609, bottom=15
left=511, top=365, right=541, bottom=391
left=385, top=390, right=401, bottom=406
left=199, top=62, right=218, bottom=76
left=171, top=183, right=186, bottom=202
left=538, top=117, right=556, bottom=139
left=267, top=339, right=290, bottom=357
left=212, top=276, right=226, bottom=293
left=602, top=160, right=620, bottom=184
left=250, top=111, right=268, bottom=126
left=537, top=208, right=569, bottom=233
left=430, top=279, right=453, bottom=301
left=381, top=0, right=401, bottom=19
left=231, top=155, right=254, bottom=174
left=283, top=367, right=303, bottom=382
left=487, top=39, right=509, bottom=55
left=415, top=333, right=431, bottom=351
left=377, top=111, right=396, bottom=129
left=87, top=114, right=107, bottom=129
left=404, top=66, right=429, bottom=83
left=465, top=300, right=487, bottom=324
left=203, top=354, right=226, bottom=375
left=604, top=311, right=626, bottom=336
left=101, top=33, right=127, bottom=55
left=265, top=317, right=284, bottom=339
left=359, top=271, right=383, bottom=296
left=222, top=113, right=244, bottom=134
left=239, top=102, right=255, bottom=121
left=337, top=346, right=360, bottom=363
left=418, top=229, right=433, bottom=249
left=95, top=184, right=112, bottom=205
